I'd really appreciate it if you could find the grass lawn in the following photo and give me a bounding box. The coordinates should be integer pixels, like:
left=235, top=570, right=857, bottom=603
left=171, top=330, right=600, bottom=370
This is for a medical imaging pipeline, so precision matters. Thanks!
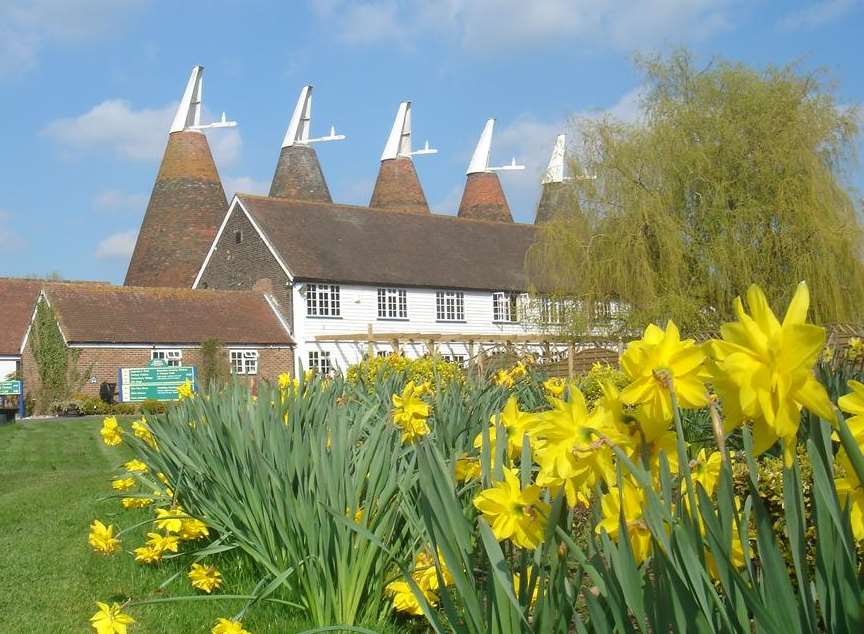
left=0, top=416, right=396, bottom=634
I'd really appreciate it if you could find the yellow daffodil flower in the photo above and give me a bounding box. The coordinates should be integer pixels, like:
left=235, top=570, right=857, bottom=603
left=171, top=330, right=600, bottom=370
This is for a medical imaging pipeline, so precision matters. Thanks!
left=90, top=601, right=134, bottom=634
left=123, top=459, right=148, bottom=473
left=709, top=282, right=835, bottom=466
left=121, top=497, right=153, bottom=510
left=100, top=416, right=122, bottom=447
left=133, top=544, right=163, bottom=564
left=473, top=468, right=550, bottom=550
left=543, top=376, right=566, bottom=397
left=412, top=548, right=453, bottom=592
left=146, top=531, right=180, bottom=554
left=179, top=517, right=210, bottom=541
left=155, top=507, right=186, bottom=534
left=596, top=479, right=652, bottom=564
left=386, top=580, right=434, bottom=616
left=835, top=473, right=864, bottom=542
left=112, top=477, right=135, bottom=492
left=88, top=520, right=121, bottom=555
left=211, top=618, right=251, bottom=634
left=620, top=321, right=710, bottom=422
left=177, top=379, right=194, bottom=400
left=454, top=455, right=481, bottom=482
left=848, top=337, right=864, bottom=362
left=392, top=381, right=431, bottom=444
left=513, top=567, right=539, bottom=606
left=188, top=563, right=223, bottom=593
left=131, top=419, right=157, bottom=449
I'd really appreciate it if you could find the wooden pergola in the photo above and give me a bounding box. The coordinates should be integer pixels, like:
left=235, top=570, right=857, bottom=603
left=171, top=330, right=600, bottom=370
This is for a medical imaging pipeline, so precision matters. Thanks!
left=314, top=326, right=622, bottom=378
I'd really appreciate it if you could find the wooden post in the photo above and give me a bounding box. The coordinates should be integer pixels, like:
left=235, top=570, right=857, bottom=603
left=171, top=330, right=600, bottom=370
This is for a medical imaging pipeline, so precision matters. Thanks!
left=568, top=342, right=575, bottom=380
left=477, top=344, right=485, bottom=378
left=468, top=340, right=475, bottom=374
left=366, top=323, right=374, bottom=359
left=391, top=338, right=401, bottom=356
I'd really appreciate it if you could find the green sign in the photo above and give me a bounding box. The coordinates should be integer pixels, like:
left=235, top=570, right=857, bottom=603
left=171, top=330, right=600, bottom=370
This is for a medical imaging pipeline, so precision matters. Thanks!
left=118, top=366, right=195, bottom=402
left=0, top=380, right=21, bottom=396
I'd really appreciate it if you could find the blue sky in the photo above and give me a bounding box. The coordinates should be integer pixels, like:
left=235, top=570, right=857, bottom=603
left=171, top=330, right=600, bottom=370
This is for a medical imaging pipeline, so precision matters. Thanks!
left=1, top=0, right=863, bottom=283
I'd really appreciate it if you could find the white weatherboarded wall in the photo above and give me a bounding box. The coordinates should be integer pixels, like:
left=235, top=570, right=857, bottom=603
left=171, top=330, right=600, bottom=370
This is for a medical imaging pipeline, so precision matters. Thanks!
left=291, top=284, right=551, bottom=374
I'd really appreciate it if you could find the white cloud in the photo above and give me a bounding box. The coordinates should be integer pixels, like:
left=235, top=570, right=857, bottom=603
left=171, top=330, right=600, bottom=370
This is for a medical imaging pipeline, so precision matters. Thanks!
left=0, top=0, right=147, bottom=76
left=0, top=210, right=25, bottom=250
left=94, top=189, right=148, bottom=213
left=780, top=0, right=861, bottom=31
left=95, top=230, right=137, bottom=260
left=42, top=100, right=241, bottom=166
left=311, top=0, right=734, bottom=52
left=222, top=175, right=270, bottom=201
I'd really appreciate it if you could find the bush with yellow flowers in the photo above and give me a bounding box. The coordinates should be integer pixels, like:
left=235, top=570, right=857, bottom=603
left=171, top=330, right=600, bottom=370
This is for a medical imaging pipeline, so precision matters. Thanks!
left=345, top=353, right=464, bottom=389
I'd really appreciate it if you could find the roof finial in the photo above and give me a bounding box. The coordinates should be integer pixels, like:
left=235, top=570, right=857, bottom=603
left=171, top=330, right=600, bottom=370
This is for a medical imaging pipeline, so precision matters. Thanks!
left=541, top=134, right=567, bottom=184
left=282, top=85, right=345, bottom=148
left=170, top=65, right=237, bottom=134
left=380, top=101, right=437, bottom=161
left=466, top=118, right=525, bottom=175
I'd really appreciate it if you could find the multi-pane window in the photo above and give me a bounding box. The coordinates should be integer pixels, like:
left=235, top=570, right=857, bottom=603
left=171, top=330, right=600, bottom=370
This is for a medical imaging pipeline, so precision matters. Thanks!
left=230, top=350, right=259, bottom=375
left=377, top=288, right=408, bottom=319
left=492, top=292, right=519, bottom=323
left=151, top=349, right=182, bottom=367
left=306, top=284, right=341, bottom=317
left=436, top=291, right=465, bottom=322
left=593, top=301, right=612, bottom=322
left=308, top=350, right=333, bottom=374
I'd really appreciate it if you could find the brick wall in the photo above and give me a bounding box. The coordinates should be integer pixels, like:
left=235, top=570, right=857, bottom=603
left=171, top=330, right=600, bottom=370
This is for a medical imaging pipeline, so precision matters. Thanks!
left=198, top=209, right=293, bottom=330
left=21, top=342, right=294, bottom=403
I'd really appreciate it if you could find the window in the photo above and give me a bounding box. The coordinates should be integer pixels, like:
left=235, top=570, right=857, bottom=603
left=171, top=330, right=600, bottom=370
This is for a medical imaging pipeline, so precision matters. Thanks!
left=539, top=298, right=567, bottom=324
left=593, top=301, right=612, bottom=322
left=230, top=350, right=259, bottom=375
left=377, top=288, right=408, bottom=319
left=436, top=291, right=464, bottom=322
left=308, top=350, right=333, bottom=374
left=151, top=349, right=182, bottom=367
left=492, top=292, right=519, bottom=323
left=306, top=284, right=341, bottom=317
left=234, top=229, right=243, bottom=244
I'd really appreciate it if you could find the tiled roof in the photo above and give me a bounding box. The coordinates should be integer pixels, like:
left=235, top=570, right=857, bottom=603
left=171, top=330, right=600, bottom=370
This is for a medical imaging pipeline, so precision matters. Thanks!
left=0, top=278, right=43, bottom=356
left=43, top=283, right=293, bottom=345
left=236, top=194, right=537, bottom=291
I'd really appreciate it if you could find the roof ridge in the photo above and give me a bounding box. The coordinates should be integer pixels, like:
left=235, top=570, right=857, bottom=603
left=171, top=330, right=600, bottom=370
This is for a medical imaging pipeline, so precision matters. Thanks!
left=237, top=193, right=535, bottom=229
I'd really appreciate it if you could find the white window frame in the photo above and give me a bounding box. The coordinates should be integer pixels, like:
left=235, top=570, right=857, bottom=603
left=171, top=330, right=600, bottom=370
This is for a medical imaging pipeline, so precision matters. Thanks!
left=308, top=350, right=333, bottom=374
left=306, top=284, right=341, bottom=317
left=436, top=291, right=465, bottom=322
left=377, top=288, right=408, bottom=320
left=492, top=291, right=519, bottom=323
left=151, top=349, right=182, bottom=367
left=230, top=350, right=259, bottom=375
left=540, top=297, right=567, bottom=325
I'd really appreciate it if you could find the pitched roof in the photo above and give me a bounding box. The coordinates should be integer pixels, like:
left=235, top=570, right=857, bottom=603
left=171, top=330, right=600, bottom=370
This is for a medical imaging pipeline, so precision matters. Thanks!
left=0, top=278, right=43, bottom=356
left=234, top=195, right=536, bottom=291
left=42, top=283, right=293, bottom=346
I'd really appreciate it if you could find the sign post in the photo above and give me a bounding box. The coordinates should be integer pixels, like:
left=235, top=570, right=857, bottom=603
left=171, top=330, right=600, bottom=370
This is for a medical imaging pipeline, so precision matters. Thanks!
left=118, top=362, right=196, bottom=402
left=0, top=380, right=23, bottom=420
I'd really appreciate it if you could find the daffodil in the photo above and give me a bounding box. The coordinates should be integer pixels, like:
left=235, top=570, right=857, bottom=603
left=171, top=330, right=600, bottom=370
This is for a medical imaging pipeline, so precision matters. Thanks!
left=177, top=379, right=194, bottom=400
left=848, top=337, right=864, bottom=362
left=596, top=479, right=652, bottom=564
left=620, top=321, right=709, bottom=422
left=131, top=419, right=157, bottom=449
left=278, top=372, right=292, bottom=390
left=531, top=387, right=624, bottom=506
left=835, top=474, right=864, bottom=542
left=838, top=380, right=864, bottom=447
left=88, top=520, right=121, bottom=555
left=386, top=580, right=431, bottom=616
left=133, top=544, right=163, bottom=564
left=513, top=567, right=539, bottom=606
left=211, top=618, right=251, bottom=634
left=708, top=282, right=834, bottom=466
left=473, top=468, right=550, bottom=549
left=392, top=381, right=431, bottom=444
left=155, top=507, right=186, bottom=534
left=543, top=376, right=566, bottom=397
left=689, top=449, right=722, bottom=496
left=112, top=477, right=135, bottom=492
left=179, top=517, right=210, bottom=541
left=412, top=548, right=453, bottom=591
left=124, top=459, right=148, bottom=473
left=121, top=497, right=153, bottom=510
left=100, top=416, right=122, bottom=446
left=454, top=455, right=481, bottom=482
left=189, top=563, right=223, bottom=593
left=146, top=531, right=180, bottom=554
left=90, top=602, right=134, bottom=634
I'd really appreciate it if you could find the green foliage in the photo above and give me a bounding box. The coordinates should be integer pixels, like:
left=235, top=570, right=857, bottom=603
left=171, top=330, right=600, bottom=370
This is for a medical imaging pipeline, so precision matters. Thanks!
left=199, top=338, right=231, bottom=390
left=139, top=399, right=167, bottom=415
left=527, top=50, right=864, bottom=332
left=29, top=299, right=89, bottom=413
left=575, top=362, right=629, bottom=405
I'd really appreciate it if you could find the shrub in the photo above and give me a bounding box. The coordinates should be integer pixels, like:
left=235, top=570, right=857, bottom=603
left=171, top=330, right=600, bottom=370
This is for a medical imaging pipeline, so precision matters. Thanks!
left=575, top=361, right=629, bottom=404
left=345, top=353, right=464, bottom=388
left=139, top=399, right=167, bottom=414
left=79, top=397, right=110, bottom=416
left=110, top=402, right=138, bottom=416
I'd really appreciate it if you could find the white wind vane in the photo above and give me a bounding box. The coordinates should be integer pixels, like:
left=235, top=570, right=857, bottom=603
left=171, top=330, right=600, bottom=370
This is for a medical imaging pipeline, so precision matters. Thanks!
left=170, top=65, right=237, bottom=133
left=380, top=101, right=438, bottom=161
left=282, top=85, right=346, bottom=148
left=466, top=118, right=525, bottom=175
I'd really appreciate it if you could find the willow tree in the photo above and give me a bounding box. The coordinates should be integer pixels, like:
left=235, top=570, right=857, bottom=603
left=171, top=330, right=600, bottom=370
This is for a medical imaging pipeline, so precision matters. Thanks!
left=527, top=51, right=863, bottom=334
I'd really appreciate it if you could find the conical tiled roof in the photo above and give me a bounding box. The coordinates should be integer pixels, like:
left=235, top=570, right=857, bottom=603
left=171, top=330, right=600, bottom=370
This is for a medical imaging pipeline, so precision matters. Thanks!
left=458, top=172, right=513, bottom=222
left=535, top=181, right=572, bottom=224
left=125, top=130, right=228, bottom=288
left=369, top=157, right=429, bottom=213
left=270, top=144, right=332, bottom=201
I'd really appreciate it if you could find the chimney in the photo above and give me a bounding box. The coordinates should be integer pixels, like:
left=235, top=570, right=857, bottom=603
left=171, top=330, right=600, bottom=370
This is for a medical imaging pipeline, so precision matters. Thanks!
left=125, top=66, right=236, bottom=288
left=457, top=119, right=524, bottom=222
left=270, top=85, right=342, bottom=201
left=369, top=101, right=436, bottom=214
left=535, top=134, right=571, bottom=224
